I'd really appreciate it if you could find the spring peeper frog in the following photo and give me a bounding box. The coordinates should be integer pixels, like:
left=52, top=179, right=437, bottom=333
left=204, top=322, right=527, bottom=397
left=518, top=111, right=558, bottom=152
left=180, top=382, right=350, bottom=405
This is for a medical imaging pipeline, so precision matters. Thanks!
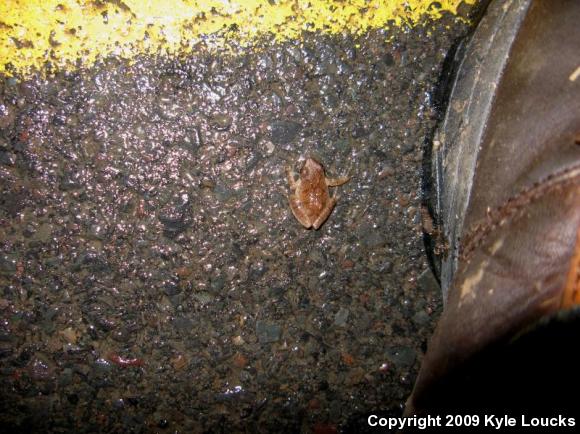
left=286, top=157, right=349, bottom=229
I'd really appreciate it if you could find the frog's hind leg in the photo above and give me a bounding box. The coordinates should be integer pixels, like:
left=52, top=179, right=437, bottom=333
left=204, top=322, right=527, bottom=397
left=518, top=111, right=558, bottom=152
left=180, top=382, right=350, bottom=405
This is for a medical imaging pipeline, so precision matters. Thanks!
left=289, top=194, right=313, bottom=228
left=312, top=197, right=337, bottom=230
left=326, top=175, right=350, bottom=187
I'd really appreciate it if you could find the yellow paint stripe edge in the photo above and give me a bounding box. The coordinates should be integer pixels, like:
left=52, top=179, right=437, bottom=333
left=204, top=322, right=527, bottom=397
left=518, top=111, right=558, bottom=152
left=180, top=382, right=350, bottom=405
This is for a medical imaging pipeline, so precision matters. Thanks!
left=0, top=0, right=475, bottom=77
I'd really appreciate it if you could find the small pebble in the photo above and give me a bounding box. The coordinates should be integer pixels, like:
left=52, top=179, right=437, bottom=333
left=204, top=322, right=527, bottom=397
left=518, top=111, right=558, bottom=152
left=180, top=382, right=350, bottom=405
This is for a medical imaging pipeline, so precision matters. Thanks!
left=256, top=320, right=281, bottom=344
left=269, top=120, right=301, bottom=144
left=210, top=113, right=232, bottom=131
left=334, top=308, right=349, bottom=327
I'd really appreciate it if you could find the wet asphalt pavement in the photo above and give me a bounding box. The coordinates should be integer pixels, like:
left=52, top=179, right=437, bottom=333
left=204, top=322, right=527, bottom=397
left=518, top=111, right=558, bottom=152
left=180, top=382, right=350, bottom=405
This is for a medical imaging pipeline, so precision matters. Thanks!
left=0, top=9, right=478, bottom=434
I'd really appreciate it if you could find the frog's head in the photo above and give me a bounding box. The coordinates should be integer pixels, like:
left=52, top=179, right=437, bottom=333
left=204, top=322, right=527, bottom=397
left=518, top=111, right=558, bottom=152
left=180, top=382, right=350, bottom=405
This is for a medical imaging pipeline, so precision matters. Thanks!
left=300, top=157, right=323, bottom=181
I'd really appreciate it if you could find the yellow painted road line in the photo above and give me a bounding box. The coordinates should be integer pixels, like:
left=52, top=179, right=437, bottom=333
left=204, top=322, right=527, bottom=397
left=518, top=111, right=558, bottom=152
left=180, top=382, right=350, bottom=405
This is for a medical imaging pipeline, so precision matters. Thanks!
left=0, top=0, right=475, bottom=77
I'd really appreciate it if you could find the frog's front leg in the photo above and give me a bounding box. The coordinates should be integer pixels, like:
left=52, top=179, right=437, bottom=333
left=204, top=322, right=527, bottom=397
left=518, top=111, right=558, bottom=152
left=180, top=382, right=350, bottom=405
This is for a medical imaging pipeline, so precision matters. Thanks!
left=289, top=194, right=313, bottom=228
left=286, top=166, right=300, bottom=190
left=312, top=197, right=337, bottom=230
left=326, top=175, right=350, bottom=187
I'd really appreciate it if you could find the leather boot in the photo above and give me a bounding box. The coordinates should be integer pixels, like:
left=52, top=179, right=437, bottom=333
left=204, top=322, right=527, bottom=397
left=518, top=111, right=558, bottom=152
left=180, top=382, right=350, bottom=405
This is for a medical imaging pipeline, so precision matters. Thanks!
left=407, top=0, right=580, bottom=416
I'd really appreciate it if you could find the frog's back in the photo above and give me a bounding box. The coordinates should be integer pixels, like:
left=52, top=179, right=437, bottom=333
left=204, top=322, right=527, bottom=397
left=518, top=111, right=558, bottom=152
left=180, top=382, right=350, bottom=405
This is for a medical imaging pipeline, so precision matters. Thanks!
left=300, top=176, right=329, bottom=220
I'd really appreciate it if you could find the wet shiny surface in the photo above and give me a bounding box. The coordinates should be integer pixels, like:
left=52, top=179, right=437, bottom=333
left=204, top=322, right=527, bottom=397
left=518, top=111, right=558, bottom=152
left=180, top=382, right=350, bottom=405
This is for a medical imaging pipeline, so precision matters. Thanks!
left=0, top=0, right=476, bottom=77
left=1, top=16, right=474, bottom=433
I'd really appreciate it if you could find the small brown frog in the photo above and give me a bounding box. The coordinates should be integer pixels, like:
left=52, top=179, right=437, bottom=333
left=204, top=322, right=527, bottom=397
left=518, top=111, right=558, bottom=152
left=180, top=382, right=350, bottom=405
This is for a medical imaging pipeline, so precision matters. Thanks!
left=286, top=157, right=349, bottom=229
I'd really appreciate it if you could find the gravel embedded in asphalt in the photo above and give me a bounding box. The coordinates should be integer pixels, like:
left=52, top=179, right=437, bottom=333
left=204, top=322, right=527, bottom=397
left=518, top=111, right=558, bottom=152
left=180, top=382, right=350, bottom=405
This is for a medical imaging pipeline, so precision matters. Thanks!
left=0, top=12, right=479, bottom=432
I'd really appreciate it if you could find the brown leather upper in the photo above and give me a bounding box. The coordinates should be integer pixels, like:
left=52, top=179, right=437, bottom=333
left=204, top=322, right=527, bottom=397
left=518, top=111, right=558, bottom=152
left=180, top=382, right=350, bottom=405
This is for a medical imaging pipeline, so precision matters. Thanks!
left=407, top=0, right=580, bottom=414
left=463, top=0, right=580, bottom=226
